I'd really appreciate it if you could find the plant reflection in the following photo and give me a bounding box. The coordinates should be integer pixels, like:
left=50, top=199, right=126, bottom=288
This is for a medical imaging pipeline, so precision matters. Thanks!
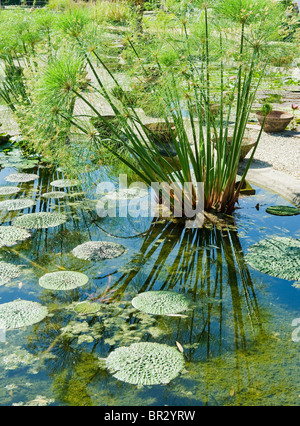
left=26, top=216, right=270, bottom=406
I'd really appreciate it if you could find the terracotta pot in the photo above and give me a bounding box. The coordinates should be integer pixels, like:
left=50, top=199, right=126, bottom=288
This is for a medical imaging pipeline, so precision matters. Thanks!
left=201, top=103, right=220, bottom=118
left=228, top=137, right=256, bottom=161
left=213, top=136, right=256, bottom=161
left=191, top=103, right=220, bottom=119
left=256, top=110, right=294, bottom=133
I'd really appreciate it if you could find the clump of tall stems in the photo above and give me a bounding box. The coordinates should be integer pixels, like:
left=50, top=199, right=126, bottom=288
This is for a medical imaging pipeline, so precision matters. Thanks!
left=4, top=1, right=287, bottom=220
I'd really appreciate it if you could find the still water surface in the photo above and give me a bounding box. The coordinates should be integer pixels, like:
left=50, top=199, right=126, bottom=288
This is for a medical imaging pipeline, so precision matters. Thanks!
left=0, top=147, right=299, bottom=406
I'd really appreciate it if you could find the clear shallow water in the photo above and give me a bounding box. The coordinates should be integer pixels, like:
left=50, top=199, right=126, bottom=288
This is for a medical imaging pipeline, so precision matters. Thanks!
left=0, top=146, right=299, bottom=406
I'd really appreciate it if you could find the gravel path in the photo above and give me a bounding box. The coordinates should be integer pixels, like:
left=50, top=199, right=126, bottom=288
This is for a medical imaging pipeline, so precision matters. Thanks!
left=245, top=125, right=300, bottom=181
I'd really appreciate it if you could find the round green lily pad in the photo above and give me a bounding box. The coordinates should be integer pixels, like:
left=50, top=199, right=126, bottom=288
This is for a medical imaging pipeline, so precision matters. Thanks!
left=39, top=271, right=89, bottom=291
left=0, top=199, right=35, bottom=212
left=0, top=300, right=48, bottom=330
left=50, top=179, right=79, bottom=189
left=72, top=241, right=125, bottom=261
left=13, top=212, right=67, bottom=229
left=74, top=301, right=100, bottom=315
left=246, top=236, right=300, bottom=281
left=0, top=226, right=31, bottom=248
left=42, top=191, right=67, bottom=199
left=0, top=261, right=22, bottom=286
left=103, top=187, right=149, bottom=201
left=132, top=291, right=189, bottom=315
left=266, top=206, right=300, bottom=216
left=0, top=187, right=21, bottom=196
left=5, top=173, right=39, bottom=183
left=106, top=342, right=185, bottom=385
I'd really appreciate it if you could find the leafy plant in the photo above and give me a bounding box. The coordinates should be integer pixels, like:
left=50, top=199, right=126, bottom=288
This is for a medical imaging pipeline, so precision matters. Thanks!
left=0, top=261, right=22, bottom=286
left=13, top=212, right=67, bottom=229
left=0, top=300, right=48, bottom=330
left=0, top=226, right=31, bottom=248
left=106, top=342, right=185, bottom=385
left=72, top=241, right=126, bottom=261
left=39, top=271, right=89, bottom=291
left=132, top=290, right=189, bottom=315
left=266, top=205, right=300, bottom=216
left=5, top=173, right=39, bottom=183
left=0, top=198, right=35, bottom=212
left=36, top=1, right=286, bottom=217
left=246, top=237, right=300, bottom=281
left=0, top=187, right=21, bottom=196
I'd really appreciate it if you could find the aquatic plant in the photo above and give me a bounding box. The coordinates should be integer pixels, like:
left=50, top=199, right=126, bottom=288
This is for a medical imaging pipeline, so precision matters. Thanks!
left=5, top=173, right=39, bottom=183
left=42, top=191, right=67, bottom=199
left=1, top=348, right=37, bottom=371
left=0, top=187, right=21, bottom=196
left=106, top=342, right=185, bottom=385
left=0, top=156, right=39, bottom=170
left=246, top=237, right=300, bottom=281
left=266, top=206, right=300, bottom=216
left=42, top=0, right=285, bottom=217
left=103, top=187, right=149, bottom=201
left=0, top=300, right=48, bottom=330
left=13, top=396, right=55, bottom=407
left=72, top=241, right=126, bottom=261
left=50, top=179, right=79, bottom=188
left=13, top=212, right=67, bottom=229
left=0, top=261, right=22, bottom=286
left=132, top=291, right=189, bottom=315
left=74, top=301, right=101, bottom=316
left=0, top=199, right=35, bottom=212
left=0, top=226, right=31, bottom=248
left=39, top=271, right=89, bottom=291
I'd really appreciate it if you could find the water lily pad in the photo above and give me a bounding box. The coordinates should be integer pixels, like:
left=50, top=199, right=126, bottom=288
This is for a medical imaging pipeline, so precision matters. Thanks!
left=0, top=187, right=21, bottom=196
left=106, top=342, right=185, bottom=385
left=50, top=179, right=79, bottom=188
left=266, top=206, right=300, bottom=216
left=42, top=191, right=67, bottom=199
left=0, top=261, right=22, bottom=286
left=72, top=241, right=126, bottom=261
left=132, top=291, right=189, bottom=315
left=13, top=212, right=67, bottom=229
left=245, top=237, right=300, bottom=281
left=0, top=226, right=31, bottom=248
left=5, top=173, right=39, bottom=183
left=74, top=301, right=101, bottom=315
left=0, top=300, right=48, bottom=330
left=103, top=187, right=149, bottom=201
left=0, top=199, right=35, bottom=211
left=39, top=271, right=89, bottom=291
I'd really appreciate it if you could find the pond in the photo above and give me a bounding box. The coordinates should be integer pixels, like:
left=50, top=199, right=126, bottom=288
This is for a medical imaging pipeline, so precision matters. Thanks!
left=0, top=145, right=299, bottom=406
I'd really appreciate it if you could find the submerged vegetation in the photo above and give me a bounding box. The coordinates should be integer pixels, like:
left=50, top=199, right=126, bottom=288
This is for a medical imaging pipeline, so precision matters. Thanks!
left=0, top=0, right=299, bottom=408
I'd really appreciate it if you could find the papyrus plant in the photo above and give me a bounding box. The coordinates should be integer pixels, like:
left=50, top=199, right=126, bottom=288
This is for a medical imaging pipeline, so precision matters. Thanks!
left=38, top=1, right=283, bottom=218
